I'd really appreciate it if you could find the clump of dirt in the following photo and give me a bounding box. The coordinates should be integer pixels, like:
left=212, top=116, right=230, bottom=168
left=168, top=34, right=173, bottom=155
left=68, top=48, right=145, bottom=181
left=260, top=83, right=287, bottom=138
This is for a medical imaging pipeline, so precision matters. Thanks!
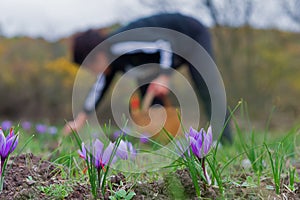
left=133, top=169, right=218, bottom=200
left=133, top=181, right=169, bottom=200
left=165, top=169, right=218, bottom=199
left=0, top=153, right=90, bottom=200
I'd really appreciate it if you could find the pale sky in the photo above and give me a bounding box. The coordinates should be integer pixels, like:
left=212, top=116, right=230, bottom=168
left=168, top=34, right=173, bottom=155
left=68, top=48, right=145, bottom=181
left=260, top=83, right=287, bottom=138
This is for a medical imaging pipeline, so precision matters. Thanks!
left=0, top=0, right=299, bottom=41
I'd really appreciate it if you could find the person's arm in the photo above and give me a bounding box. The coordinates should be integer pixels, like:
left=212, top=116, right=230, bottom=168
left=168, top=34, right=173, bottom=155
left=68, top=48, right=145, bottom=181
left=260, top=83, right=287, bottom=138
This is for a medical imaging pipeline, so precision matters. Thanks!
left=148, top=40, right=173, bottom=96
left=63, top=111, right=88, bottom=135
left=63, top=71, right=115, bottom=135
left=147, top=74, right=171, bottom=96
left=110, top=40, right=173, bottom=96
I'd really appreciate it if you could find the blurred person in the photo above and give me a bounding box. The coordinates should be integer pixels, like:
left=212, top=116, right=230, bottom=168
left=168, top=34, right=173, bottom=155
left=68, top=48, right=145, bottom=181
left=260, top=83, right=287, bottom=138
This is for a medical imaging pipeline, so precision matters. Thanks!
left=63, top=13, right=232, bottom=144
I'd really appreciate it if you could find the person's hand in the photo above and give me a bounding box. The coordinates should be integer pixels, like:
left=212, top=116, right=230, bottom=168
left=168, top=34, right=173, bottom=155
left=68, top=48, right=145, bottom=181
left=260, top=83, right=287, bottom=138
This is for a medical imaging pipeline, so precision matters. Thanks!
left=63, top=121, right=78, bottom=136
left=147, top=75, right=170, bottom=97
left=63, top=112, right=88, bottom=136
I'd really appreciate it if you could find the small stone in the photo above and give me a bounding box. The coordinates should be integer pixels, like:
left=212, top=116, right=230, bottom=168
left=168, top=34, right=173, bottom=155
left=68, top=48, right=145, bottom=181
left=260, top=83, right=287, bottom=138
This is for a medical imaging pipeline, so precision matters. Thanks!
left=26, top=179, right=36, bottom=186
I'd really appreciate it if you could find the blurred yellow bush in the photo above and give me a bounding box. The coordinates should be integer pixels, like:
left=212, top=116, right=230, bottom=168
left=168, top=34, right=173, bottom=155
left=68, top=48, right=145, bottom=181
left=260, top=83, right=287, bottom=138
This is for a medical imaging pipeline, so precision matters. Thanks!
left=44, top=57, right=78, bottom=89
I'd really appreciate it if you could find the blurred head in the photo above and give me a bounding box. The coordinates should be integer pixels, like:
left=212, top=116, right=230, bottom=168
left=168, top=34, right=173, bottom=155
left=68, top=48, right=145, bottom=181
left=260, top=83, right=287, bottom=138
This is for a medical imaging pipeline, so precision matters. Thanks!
left=72, top=29, right=108, bottom=74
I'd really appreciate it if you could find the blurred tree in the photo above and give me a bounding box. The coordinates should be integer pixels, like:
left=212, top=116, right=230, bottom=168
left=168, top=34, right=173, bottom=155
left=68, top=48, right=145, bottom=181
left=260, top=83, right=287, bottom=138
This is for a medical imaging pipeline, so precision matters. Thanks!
left=204, top=0, right=270, bottom=115
left=42, top=57, right=78, bottom=120
left=282, top=0, right=300, bottom=23
left=205, top=0, right=253, bottom=27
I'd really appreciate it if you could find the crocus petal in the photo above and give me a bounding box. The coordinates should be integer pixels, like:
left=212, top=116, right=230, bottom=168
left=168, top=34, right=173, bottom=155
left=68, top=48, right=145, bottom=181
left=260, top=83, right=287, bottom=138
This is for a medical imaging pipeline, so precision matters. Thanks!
left=0, top=129, right=3, bottom=135
left=203, top=126, right=213, bottom=155
left=9, top=135, right=18, bottom=154
left=207, top=126, right=213, bottom=142
left=176, top=140, right=184, bottom=155
left=189, top=127, right=203, bottom=143
left=189, top=127, right=199, bottom=138
left=113, top=130, right=122, bottom=139
left=102, top=142, right=115, bottom=165
left=3, top=137, right=12, bottom=158
left=93, top=139, right=104, bottom=159
left=176, top=138, right=190, bottom=158
left=190, top=137, right=201, bottom=158
left=139, top=132, right=150, bottom=144
left=92, top=139, right=104, bottom=168
left=196, top=134, right=204, bottom=154
left=116, top=140, right=128, bottom=160
left=2, top=135, right=18, bottom=158
left=0, top=129, right=6, bottom=157
left=198, top=128, right=205, bottom=141
left=6, top=128, right=14, bottom=140
left=140, top=135, right=149, bottom=144
left=77, top=149, right=84, bottom=159
left=127, top=142, right=137, bottom=160
left=82, top=142, right=87, bottom=157
left=78, top=142, right=87, bottom=160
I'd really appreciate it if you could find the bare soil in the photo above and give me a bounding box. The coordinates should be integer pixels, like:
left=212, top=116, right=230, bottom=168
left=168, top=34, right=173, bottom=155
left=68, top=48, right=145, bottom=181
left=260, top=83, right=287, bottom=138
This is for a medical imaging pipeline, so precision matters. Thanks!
left=1, top=154, right=299, bottom=199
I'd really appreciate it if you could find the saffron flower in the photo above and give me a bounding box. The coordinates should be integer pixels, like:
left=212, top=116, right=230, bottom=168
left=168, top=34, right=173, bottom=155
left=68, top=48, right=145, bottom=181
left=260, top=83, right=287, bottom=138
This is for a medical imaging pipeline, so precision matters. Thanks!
left=35, top=124, right=47, bottom=134
left=116, top=140, right=136, bottom=160
left=139, top=133, right=150, bottom=144
left=48, top=126, right=58, bottom=135
left=78, top=139, right=116, bottom=170
left=189, top=126, right=213, bottom=159
left=0, top=127, right=19, bottom=192
left=93, top=140, right=115, bottom=170
left=77, top=139, right=119, bottom=197
left=187, top=126, right=212, bottom=185
left=0, top=128, right=19, bottom=163
left=21, top=121, right=31, bottom=131
left=1, top=121, right=12, bottom=131
left=112, top=128, right=129, bottom=140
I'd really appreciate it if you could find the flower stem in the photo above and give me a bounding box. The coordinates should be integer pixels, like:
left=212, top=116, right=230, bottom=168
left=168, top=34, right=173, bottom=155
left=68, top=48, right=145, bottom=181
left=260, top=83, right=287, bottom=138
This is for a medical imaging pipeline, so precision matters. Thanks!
left=0, top=160, right=4, bottom=193
left=0, top=167, right=3, bottom=193
left=201, top=157, right=209, bottom=185
left=97, top=168, right=101, bottom=188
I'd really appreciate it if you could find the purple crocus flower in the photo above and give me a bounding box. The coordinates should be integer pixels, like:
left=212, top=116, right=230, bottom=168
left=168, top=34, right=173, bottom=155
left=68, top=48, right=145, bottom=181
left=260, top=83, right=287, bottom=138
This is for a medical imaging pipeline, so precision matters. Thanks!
left=112, top=128, right=129, bottom=140
left=113, top=130, right=122, bottom=140
left=0, top=128, right=19, bottom=164
left=36, top=124, right=47, bottom=134
left=94, top=140, right=116, bottom=170
left=189, top=126, right=213, bottom=159
left=48, top=126, right=58, bottom=135
left=140, top=133, right=150, bottom=144
left=78, top=139, right=116, bottom=170
left=1, top=121, right=12, bottom=131
left=0, top=127, right=19, bottom=191
left=116, top=140, right=137, bottom=160
left=21, top=121, right=31, bottom=131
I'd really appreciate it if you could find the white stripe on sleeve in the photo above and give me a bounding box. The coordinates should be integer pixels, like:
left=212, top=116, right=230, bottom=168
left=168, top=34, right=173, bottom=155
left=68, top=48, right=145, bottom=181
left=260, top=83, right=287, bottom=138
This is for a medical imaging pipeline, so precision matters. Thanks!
left=84, top=73, right=106, bottom=113
left=111, top=40, right=172, bottom=69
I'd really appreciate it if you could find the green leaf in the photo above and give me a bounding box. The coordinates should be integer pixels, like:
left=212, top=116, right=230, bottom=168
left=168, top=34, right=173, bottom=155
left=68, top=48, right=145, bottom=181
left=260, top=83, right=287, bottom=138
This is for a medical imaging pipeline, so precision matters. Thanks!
left=109, top=196, right=116, bottom=200
left=125, top=191, right=136, bottom=200
left=116, top=189, right=127, bottom=198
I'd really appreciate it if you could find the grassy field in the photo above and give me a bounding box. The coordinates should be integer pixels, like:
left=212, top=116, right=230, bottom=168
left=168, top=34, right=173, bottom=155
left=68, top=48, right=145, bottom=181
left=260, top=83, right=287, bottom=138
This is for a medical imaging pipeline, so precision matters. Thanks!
left=1, top=112, right=299, bottom=199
